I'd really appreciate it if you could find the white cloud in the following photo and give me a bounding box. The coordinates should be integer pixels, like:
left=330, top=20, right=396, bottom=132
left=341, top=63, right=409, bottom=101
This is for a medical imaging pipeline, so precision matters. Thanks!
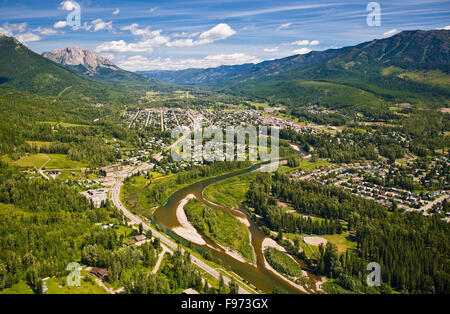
left=291, top=40, right=320, bottom=46
left=121, top=24, right=162, bottom=38
left=97, top=24, right=170, bottom=53
left=439, top=25, right=450, bottom=30
left=292, top=40, right=310, bottom=46
left=293, top=48, right=312, bottom=55
left=97, top=25, right=168, bottom=53
left=95, top=40, right=152, bottom=53
left=166, top=38, right=196, bottom=48
left=113, top=9, right=120, bottom=15
left=117, top=53, right=261, bottom=71
left=72, top=19, right=112, bottom=32
left=60, top=1, right=78, bottom=11
left=197, top=23, right=236, bottom=45
left=96, top=40, right=132, bottom=53
left=264, top=47, right=279, bottom=53
left=172, top=32, right=200, bottom=38
left=71, top=21, right=89, bottom=31
left=204, top=53, right=259, bottom=64
left=278, top=23, right=292, bottom=30
left=115, top=23, right=236, bottom=50
left=34, top=27, right=59, bottom=35
left=225, top=4, right=339, bottom=18
left=16, top=32, right=41, bottom=43
left=149, top=7, right=158, bottom=13
left=166, top=23, right=236, bottom=47
left=95, top=35, right=169, bottom=53
left=0, top=22, right=43, bottom=43
left=0, top=22, right=27, bottom=36
left=167, top=24, right=236, bottom=47
left=383, top=29, right=399, bottom=36
left=91, top=19, right=112, bottom=32
left=54, top=21, right=68, bottom=29
left=0, top=28, right=12, bottom=36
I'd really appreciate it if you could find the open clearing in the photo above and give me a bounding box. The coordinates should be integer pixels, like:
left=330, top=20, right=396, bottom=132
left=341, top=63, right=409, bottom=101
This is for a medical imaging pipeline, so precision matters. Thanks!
left=45, top=154, right=88, bottom=169
left=1, top=153, right=49, bottom=169
left=303, top=236, right=328, bottom=246
left=37, top=121, right=92, bottom=128
left=0, top=281, right=33, bottom=294
left=321, top=233, right=356, bottom=253
left=1, top=153, right=88, bottom=170
left=121, top=174, right=174, bottom=219
left=203, top=172, right=257, bottom=209
left=45, top=271, right=107, bottom=294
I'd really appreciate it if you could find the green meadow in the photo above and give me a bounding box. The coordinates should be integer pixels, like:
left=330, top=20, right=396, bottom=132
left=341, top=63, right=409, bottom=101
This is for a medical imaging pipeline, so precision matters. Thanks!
left=203, top=172, right=257, bottom=209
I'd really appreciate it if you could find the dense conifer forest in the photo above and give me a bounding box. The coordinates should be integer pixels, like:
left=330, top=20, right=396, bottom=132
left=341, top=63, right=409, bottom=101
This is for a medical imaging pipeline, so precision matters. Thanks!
left=244, top=172, right=450, bottom=294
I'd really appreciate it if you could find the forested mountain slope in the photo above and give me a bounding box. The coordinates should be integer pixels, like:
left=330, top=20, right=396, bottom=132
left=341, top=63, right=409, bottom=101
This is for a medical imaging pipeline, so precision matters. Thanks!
left=143, top=30, right=450, bottom=108
left=0, top=35, right=165, bottom=102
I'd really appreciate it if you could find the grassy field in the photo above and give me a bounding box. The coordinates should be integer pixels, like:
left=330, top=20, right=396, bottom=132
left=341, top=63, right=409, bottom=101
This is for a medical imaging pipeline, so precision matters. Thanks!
left=37, top=121, right=92, bottom=128
left=1, top=153, right=49, bottom=168
left=203, top=172, right=257, bottom=208
left=264, top=247, right=302, bottom=279
left=45, top=154, right=88, bottom=169
left=284, top=231, right=355, bottom=256
left=45, top=270, right=107, bottom=294
left=0, top=281, right=34, bottom=294
left=56, top=169, right=100, bottom=181
left=322, top=233, right=356, bottom=253
left=1, top=153, right=88, bottom=170
left=297, top=159, right=332, bottom=171
left=112, top=224, right=139, bottom=243
left=0, top=270, right=107, bottom=294
left=121, top=175, right=172, bottom=218
left=184, top=198, right=255, bottom=263
left=282, top=233, right=320, bottom=259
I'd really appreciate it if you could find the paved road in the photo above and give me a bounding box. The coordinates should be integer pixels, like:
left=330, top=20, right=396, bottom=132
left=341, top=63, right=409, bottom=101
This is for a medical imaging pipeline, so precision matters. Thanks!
left=419, top=194, right=449, bottom=212
left=128, top=110, right=141, bottom=129
left=110, top=169, right=249, bottom=294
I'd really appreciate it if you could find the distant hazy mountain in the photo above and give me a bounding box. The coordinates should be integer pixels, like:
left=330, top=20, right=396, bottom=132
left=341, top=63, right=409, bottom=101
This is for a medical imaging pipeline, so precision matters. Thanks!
left=143, top=30, right=449, bottom=86
left=141, top=49, right=343, bottom=86
left=42, top=46, right=161, bottom=88
left=141, top=30, right=449, bottom=107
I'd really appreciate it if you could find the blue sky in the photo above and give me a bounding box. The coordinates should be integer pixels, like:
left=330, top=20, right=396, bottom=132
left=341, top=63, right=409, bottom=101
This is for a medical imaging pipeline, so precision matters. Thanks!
left=1, top=0, right=449, bottom=71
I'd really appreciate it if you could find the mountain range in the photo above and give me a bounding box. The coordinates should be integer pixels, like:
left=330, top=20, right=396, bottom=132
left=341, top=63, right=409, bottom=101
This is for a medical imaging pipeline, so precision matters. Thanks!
left=0, top=30, right=448, bottom=108
left=142, top=30, right=450, bottom=108
left=42, top=47, right=119, bottom=76
left=0, top=35, right=168, bottom=102
left=42, top=47, right=161, bottom=89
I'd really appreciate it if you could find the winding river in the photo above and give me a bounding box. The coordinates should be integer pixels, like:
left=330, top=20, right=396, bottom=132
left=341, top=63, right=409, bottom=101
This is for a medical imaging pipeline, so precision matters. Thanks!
left=153, top=162, right=320, bottom=294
